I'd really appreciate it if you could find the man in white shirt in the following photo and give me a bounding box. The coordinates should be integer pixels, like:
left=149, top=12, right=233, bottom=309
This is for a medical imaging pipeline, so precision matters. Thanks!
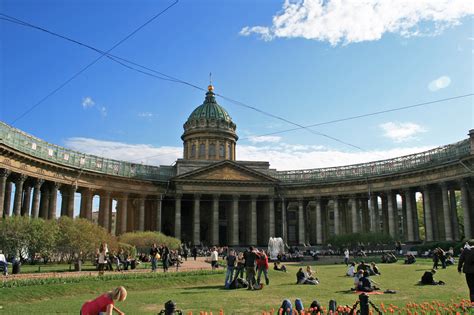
left=344, top=249, right=350, bottom=265
left=210, top=247, right=219, bottom=270
left=0, top=251, right=8, bottom=275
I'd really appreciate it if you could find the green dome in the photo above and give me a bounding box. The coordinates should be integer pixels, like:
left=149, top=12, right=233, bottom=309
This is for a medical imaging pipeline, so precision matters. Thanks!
left=187, top=90, right=232, bottom=123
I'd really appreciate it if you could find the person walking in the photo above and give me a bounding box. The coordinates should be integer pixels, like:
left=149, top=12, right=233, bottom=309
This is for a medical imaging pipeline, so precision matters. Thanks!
left=243, top=246, right=257, bottom=290
left=344, top=249, right=350, bottom=265
left=98, top=242, right=108, bottom=276
left=459, top=241, right=474, bottom=304
left=191, top=246, right=198, bottom=261
left=256, top=250, right=269, bottom=286
left=210, top=247, right=219, bottom=270
left=224, top=249, right=236, bottom=288
left=150, top=243, right=159, bottom=272
left=162, top=245, right=170, bottom=272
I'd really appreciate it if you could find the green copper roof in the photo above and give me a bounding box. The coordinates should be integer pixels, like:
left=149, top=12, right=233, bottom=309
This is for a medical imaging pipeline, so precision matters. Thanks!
left=187, top=90, right=232, bottom=123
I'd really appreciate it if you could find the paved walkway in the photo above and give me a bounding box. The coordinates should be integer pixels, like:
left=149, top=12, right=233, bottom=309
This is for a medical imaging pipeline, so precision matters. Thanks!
left=2, top=257, right=213, bottom=282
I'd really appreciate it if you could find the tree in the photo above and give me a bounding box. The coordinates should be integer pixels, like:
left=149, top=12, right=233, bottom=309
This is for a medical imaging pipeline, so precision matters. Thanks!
left=26, top=218, right=58, bottom=263
left=0, top=217, right=29, bottom=259
left=119, top=231, right=181, bottom=253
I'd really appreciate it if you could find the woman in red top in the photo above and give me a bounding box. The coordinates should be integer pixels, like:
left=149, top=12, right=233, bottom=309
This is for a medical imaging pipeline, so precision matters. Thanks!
left=81, top=286, right=127, bottom=315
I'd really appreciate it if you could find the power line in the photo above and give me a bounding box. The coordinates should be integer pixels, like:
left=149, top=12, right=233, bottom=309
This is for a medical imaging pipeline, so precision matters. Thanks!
left=3, top=0, right=179, bottom=124
left=239, top=93, right=474, bottom=141
left=1, top=12, right=364, bottom=152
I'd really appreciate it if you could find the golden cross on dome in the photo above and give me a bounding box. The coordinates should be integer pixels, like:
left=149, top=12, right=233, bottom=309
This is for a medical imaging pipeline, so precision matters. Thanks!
left=208, top=72, right=214, bottom=91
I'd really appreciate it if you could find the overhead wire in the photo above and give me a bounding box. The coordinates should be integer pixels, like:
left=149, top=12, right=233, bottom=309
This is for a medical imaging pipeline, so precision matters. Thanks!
left=2, top=0, right=179, bottom=124
left=1, top=12, right=365, bottom=151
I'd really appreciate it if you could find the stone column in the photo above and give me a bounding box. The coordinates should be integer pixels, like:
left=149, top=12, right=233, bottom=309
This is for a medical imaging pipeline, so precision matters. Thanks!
left=350, top=197, right=358, bottom=233
left=48, top=183, right=60, bottom=219
left=450, top=189, right=460, bottom=240
left=404, top=189, right=415, bottom=242
left=31, top=179, right=44, bottom=219
left=281, top=198, right=287, bottom=243
left=268, top=196, right=275, bottom=238
left=39, top=186, right=49, bottom=219
left=411, top=191, right=420, bottom=241
left=3, top=181, right=13, bottom=217
left=440, top=183, right=453, bottom=241
left=315, top=198, right=322, bottom=244
left=60, top=187, right=69, bottom=217
left=460, top=181, right=471, bottom=239
left=193, top=194, right=201, bottom=245
left=229, top=195, right=239, bottom=246
left=423, top=186, right=434, bottom=242
left=250, top=195, right=257, bottom=245
left=82, top=189, right=93, bottom=221
left=0, top=169, right=10, bottom=218
left=175, top=194, right=182, bottom=240
left=120, top=194, right=128, bottom=235
left=211, top=194, right=219, bottom=245
left=67, top=185, right=76, bottom=218
left=386, top=191, right=396, bottom=238
left=369, top=194, right=378, bottom=232
left=334, top=197, right=340, bottom=236
left=21, top=185, right=32, bottom=216
left=138, top=196, right=145, bottom=231
left=99, top=191, right=111, bottom=230
left=155, top=195, right=162, bottom=233
left=298, top=198, right=305, bottom=245
left=13, top=174, right=27, bottom=216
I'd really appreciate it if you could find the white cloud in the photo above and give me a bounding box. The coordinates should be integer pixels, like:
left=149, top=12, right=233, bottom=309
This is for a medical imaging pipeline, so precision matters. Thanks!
left=64, top=137, right=434, bottom=171
left=247, top=135, right=282, bottom=143
left=379, top=122, right=427, bottom=143
left=64, top=138, right=181, bottom=166
left=238, top=144, right=434, bottom=170
left=240, top=0, right=474, bottom=45
left=428, top=75, right=451, bottom=91
left=81, top=97, right=95, bottom=109
left=138, top=112, right=153, bottom=118
left=98, top=106, right=107, bottom=117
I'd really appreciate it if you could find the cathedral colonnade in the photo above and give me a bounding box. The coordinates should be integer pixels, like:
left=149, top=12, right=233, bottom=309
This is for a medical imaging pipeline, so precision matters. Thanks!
left=1, top=166, right=473, bottom=245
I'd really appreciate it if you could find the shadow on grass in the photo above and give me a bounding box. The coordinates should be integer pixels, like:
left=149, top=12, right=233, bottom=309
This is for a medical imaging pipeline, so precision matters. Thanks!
left=182, top=285, right=224, bottom=290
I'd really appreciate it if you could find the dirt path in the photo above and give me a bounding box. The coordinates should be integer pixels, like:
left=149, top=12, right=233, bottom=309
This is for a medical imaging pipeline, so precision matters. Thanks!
left=2, top=257, right=213, bottom=282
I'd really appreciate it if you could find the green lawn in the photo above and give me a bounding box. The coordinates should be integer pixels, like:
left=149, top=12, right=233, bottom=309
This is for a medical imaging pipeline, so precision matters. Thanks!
left=0, top=260, right=470, bottom=314
left=19, top=261, right=153, bottom=274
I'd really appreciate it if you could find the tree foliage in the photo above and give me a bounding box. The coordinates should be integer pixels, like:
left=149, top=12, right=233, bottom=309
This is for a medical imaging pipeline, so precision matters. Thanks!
left=119, top=231, right=181, bottom=253
left=327, top=232, right=394, bottom=251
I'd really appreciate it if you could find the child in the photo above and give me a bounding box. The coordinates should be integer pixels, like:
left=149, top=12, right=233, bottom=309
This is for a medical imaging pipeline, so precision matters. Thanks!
left=81, top=286, right=127, bottom=315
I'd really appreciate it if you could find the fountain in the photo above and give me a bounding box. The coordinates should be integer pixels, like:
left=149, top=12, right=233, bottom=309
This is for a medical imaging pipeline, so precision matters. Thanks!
left=267, top=237, right=285, bottom=260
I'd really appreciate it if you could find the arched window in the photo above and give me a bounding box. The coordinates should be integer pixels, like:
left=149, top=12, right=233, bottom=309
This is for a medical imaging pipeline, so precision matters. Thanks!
left=191, top=144, right=196, bottom=158
left=219, top=144, right=225, bottom=158
left=199, top=143, right=205, bottom=158
left=209, top=144, right=216, bottom=157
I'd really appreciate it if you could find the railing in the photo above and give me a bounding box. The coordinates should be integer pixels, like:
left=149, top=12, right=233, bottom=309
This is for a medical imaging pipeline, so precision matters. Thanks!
left=0, top=122, right=175, bottom=181
left=1, top=121, right=470, bottom=183
left=275, top=139, right=471, bottom=183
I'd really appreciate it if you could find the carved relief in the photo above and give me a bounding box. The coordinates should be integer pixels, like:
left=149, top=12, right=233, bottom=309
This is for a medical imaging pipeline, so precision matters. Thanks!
left=3, top=158, right=11, bottom=165
left=194, top=166, right=260, bottom=181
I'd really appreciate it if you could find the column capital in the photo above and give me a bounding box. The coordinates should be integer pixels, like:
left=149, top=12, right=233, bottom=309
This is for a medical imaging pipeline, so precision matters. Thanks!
left=232, top=194, right=240, bottom=201
left=212, top=193, right=220, bottom=200
left=16, top=174, right=28, bottom=184
left=34, top=178, right=45, bottom=189
left=250, top=195, right=258, bottom=201
left=194, top=193, right=201, bottom=200
left=314, top=196, right=321, bottom=202
left=101, top=190, right=111, bottom=197
left=52, top=182, right=61, bottom=190
left=0, top=169, right=11, bottom=178
left=267, top=195, right=274, bottom=201
left=175, top=193, right=183, bottom=199
left=439, top=182, right=448, bottom=190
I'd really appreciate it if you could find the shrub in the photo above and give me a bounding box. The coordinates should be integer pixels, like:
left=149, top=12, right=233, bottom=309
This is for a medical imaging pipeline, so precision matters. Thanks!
left=119, top=231, right=181, bottom=253
left=327, top=232, right=394, bottom=251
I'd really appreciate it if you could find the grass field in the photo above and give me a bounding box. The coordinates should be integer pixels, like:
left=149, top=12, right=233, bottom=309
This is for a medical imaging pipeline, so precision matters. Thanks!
left=0, top=259, right=470, bottom=314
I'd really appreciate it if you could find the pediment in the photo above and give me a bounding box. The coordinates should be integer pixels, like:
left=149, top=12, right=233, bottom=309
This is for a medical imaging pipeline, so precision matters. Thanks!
left=174, top=161, right=278, bottom=183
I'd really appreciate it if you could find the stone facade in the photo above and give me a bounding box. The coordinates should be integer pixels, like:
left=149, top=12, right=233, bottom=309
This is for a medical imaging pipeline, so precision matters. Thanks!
left=1, top=89, right=473, bottom=246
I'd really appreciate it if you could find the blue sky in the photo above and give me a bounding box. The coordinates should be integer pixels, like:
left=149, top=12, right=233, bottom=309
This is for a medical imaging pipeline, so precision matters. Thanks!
left=1, top=0, right=473, bottom=171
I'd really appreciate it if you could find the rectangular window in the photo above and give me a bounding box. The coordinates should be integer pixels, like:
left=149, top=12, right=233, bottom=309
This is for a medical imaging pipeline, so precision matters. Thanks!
left=199, top=143, right=205, bottom=158
left=228, top=144, right=232, bottom=158
left=209, top=144, right=216, bottom=157
left=191, top=144, right=196, bottom=158
left=219, top=144, right=225, bottom=157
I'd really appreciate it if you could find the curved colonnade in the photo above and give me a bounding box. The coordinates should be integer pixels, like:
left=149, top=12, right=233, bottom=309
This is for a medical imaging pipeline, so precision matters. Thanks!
left=1, top=121, right=474, bottom=246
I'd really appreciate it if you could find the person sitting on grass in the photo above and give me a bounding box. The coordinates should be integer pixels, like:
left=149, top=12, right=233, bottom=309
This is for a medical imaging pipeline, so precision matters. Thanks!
left=306, top=265, right=318, bottom=282
left=405, top=253, right=416, bottom=265
left=352, top=270, right=364, bottom=290
left=357, top=271, right=380, bottom=292
left=273, top=261, right=287, bottom=272
left=370, top=262, right=380, bottom=275
left=81, top=286, right=127, bottom=315
left=420, top=269, right=445, bottom=285
left=296, top=267, right=318, bottom=285
left=347, top=262, right=356, bottom=277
